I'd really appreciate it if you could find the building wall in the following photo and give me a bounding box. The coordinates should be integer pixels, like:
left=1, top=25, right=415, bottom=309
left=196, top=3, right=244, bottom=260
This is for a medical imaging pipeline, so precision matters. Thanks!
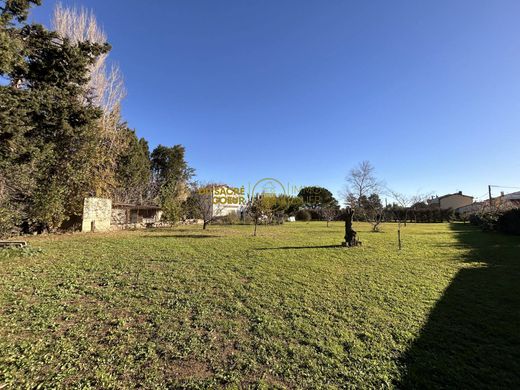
left=111, top=208, right=127, bottom=225
left=455, top=202, right=483, bottom=214
left=111, top=207, right=163, bottom=228
left=440, top=195, right=473, bottom=210
left=81, top=197, right=112, bottom=232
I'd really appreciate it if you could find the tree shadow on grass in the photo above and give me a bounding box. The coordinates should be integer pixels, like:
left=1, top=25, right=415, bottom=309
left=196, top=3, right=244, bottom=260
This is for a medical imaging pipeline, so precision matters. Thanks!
left=255, top=244, right=344, bottom=250
left=399, top=223, right=520, bottom=388
left=143, top=234, right=221, bottom=239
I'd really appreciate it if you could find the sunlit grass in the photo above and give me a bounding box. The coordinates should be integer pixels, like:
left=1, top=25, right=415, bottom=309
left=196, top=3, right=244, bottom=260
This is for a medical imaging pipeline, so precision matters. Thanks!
left=0, top=222, right=518, bottom=388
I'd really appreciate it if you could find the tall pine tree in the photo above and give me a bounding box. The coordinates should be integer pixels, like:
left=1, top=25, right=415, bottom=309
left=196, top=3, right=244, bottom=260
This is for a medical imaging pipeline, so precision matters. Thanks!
left=114, top=126, right=151, bottom=203
left=151, top=145, right=194, bottom=222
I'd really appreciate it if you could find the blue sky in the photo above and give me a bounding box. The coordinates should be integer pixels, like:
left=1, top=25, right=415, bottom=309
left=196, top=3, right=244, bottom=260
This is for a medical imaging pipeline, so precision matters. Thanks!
left=30, top=0, right=520, bottom=202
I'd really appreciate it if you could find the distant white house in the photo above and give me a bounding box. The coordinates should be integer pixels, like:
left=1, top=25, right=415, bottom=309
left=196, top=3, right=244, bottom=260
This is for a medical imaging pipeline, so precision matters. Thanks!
left=427, top=191, right=473, bottom=210
left=211, top=185, right=246, bottom=217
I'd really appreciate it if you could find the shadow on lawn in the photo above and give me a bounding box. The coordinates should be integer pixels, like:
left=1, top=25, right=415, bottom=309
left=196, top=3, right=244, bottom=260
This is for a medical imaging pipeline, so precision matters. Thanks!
left=400, top=223, right=520, bottom=388
left=255, top=244, right=343, bottom=250
left=143, top=234, right=221, bottom=239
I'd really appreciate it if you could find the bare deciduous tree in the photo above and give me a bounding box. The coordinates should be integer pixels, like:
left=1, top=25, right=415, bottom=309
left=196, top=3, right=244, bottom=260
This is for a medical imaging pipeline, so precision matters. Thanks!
left=343, top=161, right=384, bottom=231
left=53, top=3, right=126, bottom=196
left=186, top=183, right=224, bottom=229
left=387, top=190, right=431, bottom=249
left=345, top=161, right=382, bottom=206
left=247, top=195, right=272, bottom=236
left=53, top=3, right=125, bottom=117
left=320, top=207, right=339, bottom=227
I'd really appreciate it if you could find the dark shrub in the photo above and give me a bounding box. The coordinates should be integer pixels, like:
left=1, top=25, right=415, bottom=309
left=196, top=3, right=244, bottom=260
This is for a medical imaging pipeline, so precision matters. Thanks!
left=272, top=211, right=285, bottom=225
left=469, top=213, right=482, bottom=226
left=308, top=209, right=321, bottom=221
left=213, top=212, right=240, bottom=225
left=295, top=209, right=311, bottom=222
left=497, top=208, right=520, bottom=235
left=241, top=213, right=254, bottom=224
left=0, top=205, right=19, bottom=238
left=470, top=209, right=502, bottom=231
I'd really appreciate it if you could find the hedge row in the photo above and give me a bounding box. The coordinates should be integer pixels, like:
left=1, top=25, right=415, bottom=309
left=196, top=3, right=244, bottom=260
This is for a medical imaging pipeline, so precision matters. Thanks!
left=351, top=209, right=454, bottom=223
left=470, top=208, right=520, bottom=235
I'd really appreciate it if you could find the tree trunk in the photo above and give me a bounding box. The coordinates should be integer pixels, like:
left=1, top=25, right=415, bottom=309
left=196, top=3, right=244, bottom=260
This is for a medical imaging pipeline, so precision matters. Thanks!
left=253, top=219, right=258, bottom=236
left=203, top=220, right=207, bottom=230
left=343, top=208, right=359, bottom=247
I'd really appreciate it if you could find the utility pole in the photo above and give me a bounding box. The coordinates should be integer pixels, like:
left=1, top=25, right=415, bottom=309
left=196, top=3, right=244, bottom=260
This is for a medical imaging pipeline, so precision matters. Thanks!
left=488, top=185, right=493, bottom=208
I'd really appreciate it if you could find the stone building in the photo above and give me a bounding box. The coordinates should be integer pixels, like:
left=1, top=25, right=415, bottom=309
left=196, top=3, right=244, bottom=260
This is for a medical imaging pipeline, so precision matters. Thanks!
left=111, top=202, right=163, bottom=229
left=81, top=197, right=112, bottom=232
left=81, top=197, right=162, bottom=232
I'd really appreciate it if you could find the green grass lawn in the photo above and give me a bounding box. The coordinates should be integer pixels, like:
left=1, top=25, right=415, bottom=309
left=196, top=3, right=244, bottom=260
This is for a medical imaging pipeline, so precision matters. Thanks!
left=1, top=222, right=519, bottom=388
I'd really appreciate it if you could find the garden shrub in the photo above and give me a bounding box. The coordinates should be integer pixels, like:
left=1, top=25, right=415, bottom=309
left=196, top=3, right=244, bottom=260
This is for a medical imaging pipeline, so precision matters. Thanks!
left=469, top=208, right=520, bottom=234
left=497, top=208, right=520, bottom=235
left=469, top=210, right=500, bottom=231
left=295, top=209, right=311, bottom=222
left=241, top=214, right=254, bottom=225
left=213, top=212, right=240, bottom=225
left=0, top=205, right=19, bottom=238
left=469, top=213, right=482, bottom=226
left=307, top=209, right=322, bottom=221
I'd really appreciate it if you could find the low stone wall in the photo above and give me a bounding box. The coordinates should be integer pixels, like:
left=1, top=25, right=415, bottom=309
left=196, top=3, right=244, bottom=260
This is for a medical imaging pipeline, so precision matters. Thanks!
left=81, top=197, right=112, bottom=232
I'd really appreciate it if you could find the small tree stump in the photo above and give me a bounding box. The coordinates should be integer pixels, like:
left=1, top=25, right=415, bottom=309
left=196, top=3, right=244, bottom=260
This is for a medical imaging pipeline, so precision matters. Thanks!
left=342, top=208, right=361, bottom=247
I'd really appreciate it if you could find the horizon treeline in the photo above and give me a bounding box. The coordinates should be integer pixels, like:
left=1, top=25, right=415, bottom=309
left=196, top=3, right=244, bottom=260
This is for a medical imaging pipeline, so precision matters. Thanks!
left=0, top=0, right=192, bottom=235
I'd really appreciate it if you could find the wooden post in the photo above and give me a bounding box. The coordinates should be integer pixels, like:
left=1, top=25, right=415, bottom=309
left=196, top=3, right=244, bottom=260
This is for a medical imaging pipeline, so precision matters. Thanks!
left=91, top=220, right=96, bottom=232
